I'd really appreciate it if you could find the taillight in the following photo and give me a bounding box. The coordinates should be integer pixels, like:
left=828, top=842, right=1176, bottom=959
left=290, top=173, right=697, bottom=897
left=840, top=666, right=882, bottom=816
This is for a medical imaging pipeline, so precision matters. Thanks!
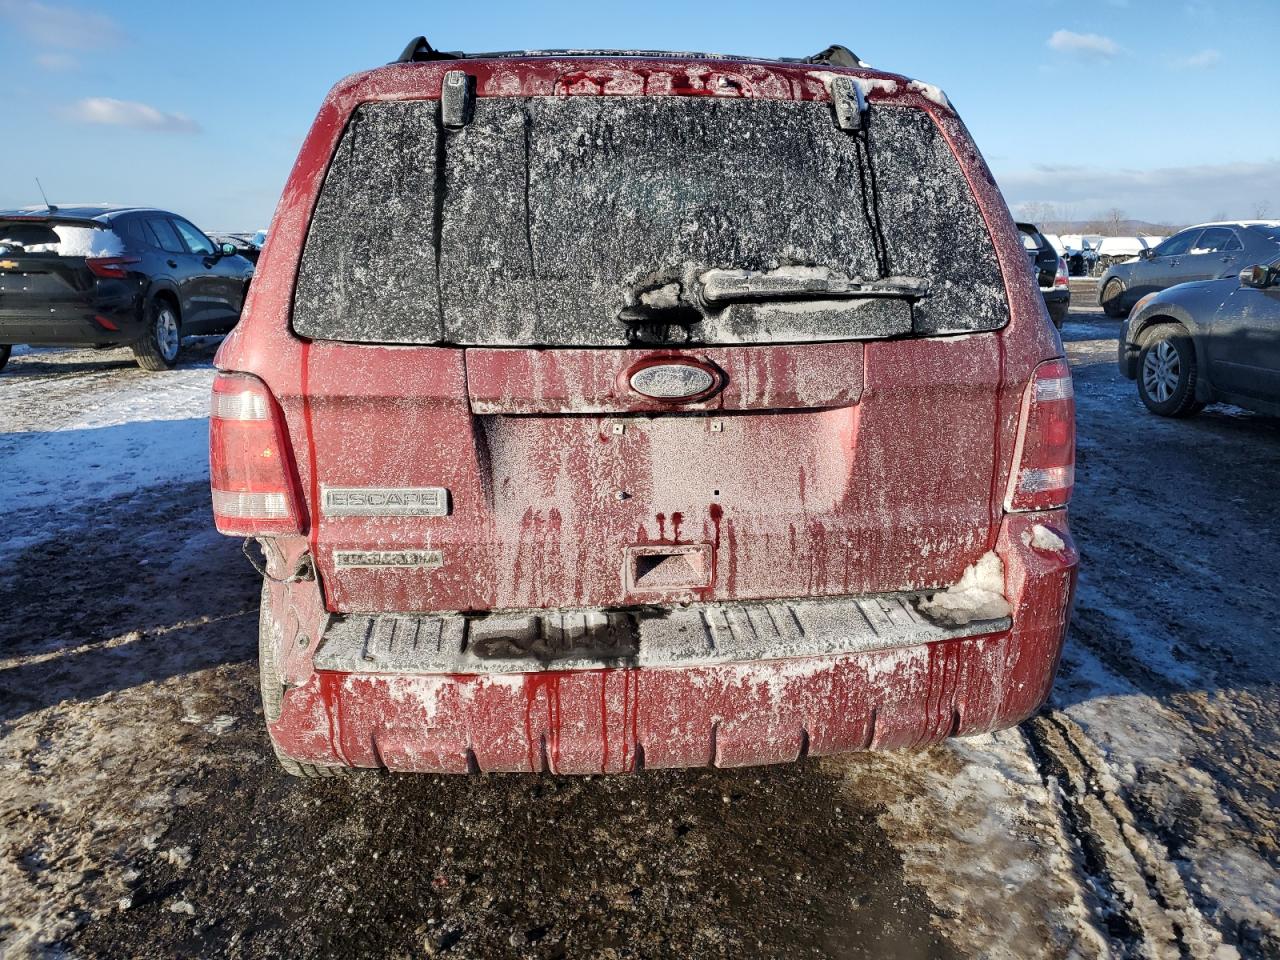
left=1054, top=257, right=1069, bottom=288
left=209, top=373, right=305, bottom=536
left=1007, top=358, right=1075, bottom=511
left=86, top=256, right=141, bottom=278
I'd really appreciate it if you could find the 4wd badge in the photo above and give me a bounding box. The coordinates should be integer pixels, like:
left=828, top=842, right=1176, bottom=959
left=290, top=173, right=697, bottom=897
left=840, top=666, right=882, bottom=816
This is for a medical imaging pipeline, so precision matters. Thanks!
left=321, top=486, right=450, bottom=517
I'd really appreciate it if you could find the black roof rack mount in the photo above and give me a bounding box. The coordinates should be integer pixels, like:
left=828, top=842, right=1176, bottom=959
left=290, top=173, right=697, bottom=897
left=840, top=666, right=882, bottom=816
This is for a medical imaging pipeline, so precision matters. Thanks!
left=393, top=38, right=867, bottom=68
left=395, top=36, right=460, bottom=64
left=802, top=45, right=864, bottom=68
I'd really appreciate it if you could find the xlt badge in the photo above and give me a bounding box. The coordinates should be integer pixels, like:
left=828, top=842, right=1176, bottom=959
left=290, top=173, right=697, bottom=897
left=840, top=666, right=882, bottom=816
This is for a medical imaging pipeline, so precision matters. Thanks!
left=321, top=486, right=450, bottom=517
left=333, top=549, right=443, bottom=570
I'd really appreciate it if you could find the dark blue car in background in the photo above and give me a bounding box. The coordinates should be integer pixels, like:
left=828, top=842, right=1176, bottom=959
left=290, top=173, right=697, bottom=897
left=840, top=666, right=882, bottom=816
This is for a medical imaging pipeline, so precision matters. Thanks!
left=0, top=204, right=254, bottom=372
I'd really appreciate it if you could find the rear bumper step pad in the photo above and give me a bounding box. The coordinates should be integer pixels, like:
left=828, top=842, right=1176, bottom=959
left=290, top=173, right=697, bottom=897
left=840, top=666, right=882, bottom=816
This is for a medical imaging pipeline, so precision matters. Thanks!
left=313, top=595, right=1011, bottom=675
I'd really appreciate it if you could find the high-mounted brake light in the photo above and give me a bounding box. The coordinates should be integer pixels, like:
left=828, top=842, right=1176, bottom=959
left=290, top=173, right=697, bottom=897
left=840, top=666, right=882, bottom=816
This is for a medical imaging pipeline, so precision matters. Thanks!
left=209, top=373, right=305, bottom=536
left=85, top=256, right=141, bottom=279
left=1007, top=358, right=1075, bottom=511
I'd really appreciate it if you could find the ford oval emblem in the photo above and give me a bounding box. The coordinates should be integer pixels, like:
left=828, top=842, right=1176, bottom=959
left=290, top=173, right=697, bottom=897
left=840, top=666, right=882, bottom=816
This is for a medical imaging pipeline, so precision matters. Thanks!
left=628, top=361, right=717, bottom=400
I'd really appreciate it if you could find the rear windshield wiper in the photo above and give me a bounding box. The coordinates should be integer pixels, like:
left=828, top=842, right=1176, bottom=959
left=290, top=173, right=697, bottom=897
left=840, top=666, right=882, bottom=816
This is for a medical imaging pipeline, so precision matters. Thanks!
left=699, top=268, right=928, bottom=304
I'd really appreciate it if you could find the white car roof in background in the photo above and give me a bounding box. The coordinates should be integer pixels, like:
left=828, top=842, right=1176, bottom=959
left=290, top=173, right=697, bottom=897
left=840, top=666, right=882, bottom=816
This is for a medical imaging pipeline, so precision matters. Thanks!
left=1097, top=237, right=1150, bottom=255
left=1190, top=220, right=1280, bottom=229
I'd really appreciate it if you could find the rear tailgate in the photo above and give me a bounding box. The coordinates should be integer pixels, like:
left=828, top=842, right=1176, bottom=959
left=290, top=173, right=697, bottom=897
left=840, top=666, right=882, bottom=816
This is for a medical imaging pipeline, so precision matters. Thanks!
left=297, top=334, right=1001, bottom=612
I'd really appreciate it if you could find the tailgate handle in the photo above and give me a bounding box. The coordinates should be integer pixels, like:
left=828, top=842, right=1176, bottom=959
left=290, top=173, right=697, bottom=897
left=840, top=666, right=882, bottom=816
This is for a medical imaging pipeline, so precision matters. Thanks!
left=627, top=545, right=712, bottom=592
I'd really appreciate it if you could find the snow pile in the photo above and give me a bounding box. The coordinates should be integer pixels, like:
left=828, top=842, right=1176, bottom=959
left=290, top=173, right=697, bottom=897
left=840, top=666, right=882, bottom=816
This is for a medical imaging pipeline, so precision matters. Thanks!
left=19, top=225, right=125, bottom=257
left=916, top=551, right=1011, bottom=626
left=907, top=79, right=952, bottom=110
left=1025, top=523, right=1066, bottom=552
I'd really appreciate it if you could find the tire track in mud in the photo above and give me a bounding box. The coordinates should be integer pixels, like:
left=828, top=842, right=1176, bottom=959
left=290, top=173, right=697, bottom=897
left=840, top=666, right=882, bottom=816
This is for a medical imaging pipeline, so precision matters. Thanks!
left=1024, top=712, right=1231, bottom=960
left=1055, top=317, right=1280, bottom=956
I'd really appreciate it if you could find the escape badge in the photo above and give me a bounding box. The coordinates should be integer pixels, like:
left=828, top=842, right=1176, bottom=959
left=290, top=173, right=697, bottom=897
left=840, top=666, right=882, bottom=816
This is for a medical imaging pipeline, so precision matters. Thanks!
left=321, top=486, right=450, bottom=517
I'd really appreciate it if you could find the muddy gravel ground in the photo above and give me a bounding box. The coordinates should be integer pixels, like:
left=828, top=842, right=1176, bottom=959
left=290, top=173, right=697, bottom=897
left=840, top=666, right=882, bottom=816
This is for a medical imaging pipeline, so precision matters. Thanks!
left=1, top=316, right=1277, bottom=959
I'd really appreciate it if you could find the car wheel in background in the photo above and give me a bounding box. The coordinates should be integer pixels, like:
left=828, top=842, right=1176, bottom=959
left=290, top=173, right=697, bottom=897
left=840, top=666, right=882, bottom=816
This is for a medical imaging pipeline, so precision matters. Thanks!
left=0, top=344, right=10, bottom=372
left=131, top=298, right=182, bottom=371
left=1048, top=302, right=1069, bottom=330
left=1100, top=280, right=1127, bottom=318
left=1136, top=324, right=1204, bottom=418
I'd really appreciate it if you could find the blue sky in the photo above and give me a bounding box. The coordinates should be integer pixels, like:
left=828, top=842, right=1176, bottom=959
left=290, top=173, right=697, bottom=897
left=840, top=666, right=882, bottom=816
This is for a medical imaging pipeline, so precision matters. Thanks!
left=1, top=0, right=1275, bottom=230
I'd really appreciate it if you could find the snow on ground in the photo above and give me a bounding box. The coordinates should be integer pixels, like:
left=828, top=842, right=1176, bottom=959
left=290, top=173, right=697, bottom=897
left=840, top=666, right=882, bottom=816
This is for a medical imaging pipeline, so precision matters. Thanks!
left=0, top=343, right=215, bottom=552
left=0, top=342, right=254, bottom=957
left=837, top=731, right=1109, bottom=958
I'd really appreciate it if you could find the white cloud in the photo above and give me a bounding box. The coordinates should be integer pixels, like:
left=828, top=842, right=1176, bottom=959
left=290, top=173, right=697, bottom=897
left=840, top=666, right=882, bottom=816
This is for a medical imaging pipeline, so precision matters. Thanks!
left=996, top=161, right=1280, bottom=225
left=1047, top=29, right=1121, bottom=60
left=0, top=0, right=122, bottom=49
left=65, top=97, right=201, bottom=134
left=1177, top=48, right=1221, bottom=69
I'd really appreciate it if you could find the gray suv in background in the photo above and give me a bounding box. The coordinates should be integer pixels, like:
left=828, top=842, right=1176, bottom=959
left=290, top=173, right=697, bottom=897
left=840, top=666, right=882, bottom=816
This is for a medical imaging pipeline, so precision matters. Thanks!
left=1098, top=221, right=1280, bottom=318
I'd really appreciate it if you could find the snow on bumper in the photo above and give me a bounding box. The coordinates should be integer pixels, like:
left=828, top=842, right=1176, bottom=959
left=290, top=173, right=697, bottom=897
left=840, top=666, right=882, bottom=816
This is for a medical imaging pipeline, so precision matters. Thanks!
left=265, top=513, right=1077, bottom=774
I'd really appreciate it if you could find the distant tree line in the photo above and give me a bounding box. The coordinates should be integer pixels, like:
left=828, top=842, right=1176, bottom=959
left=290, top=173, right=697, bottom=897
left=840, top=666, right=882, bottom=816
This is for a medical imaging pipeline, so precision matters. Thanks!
left=1012, top=202, right=1184, bottom=236
left=1014, top=200, right=1276, bottom=236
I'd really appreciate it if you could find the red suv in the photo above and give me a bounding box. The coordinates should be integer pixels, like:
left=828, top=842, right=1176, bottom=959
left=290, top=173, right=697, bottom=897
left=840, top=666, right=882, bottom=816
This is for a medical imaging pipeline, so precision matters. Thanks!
left=211, top=41, right=1077, bottom=777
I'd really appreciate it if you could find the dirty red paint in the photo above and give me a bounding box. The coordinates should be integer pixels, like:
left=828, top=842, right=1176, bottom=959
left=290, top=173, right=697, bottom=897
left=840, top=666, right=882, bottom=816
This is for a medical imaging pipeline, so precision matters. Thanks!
left=522, top=672, right=563, bottom=771
left=298, top=339, right=317, bottom=548
left=315, top=671, right=349, bottom=765
left=599, top=670, right=610, bottom=773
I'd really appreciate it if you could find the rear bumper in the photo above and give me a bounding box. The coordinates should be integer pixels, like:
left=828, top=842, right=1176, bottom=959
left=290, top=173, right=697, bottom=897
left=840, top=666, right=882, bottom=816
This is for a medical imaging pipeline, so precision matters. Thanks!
left=0, top=296, right=144, bottom=346
left=1041, top=290, right=1070, bottom=324
left=263, top=512, right=1077, bottom=773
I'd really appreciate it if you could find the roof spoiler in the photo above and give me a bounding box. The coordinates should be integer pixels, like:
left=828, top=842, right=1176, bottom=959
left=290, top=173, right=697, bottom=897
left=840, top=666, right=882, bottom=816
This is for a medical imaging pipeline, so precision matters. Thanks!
left=392, top=37, right=866, bottom=67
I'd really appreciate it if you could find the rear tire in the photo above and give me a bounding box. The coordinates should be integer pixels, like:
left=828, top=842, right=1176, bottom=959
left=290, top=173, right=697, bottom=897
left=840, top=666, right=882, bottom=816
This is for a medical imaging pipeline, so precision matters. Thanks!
left=0, top=345, right=10, bottom=372
left=274, top=748, right=352, bottom=778
left=131, top=298, right=182, bottom=371
left=1136, top=324, right=1204, bottom=418
left=1100, top=280, right=1127, bottom=318
left=258, top=581, right=350, bottom=779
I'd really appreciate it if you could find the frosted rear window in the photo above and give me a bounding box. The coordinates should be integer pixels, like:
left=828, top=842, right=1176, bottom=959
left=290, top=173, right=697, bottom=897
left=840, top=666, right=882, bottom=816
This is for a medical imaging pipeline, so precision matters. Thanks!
left=295, top=97, right=1007, bottom=345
